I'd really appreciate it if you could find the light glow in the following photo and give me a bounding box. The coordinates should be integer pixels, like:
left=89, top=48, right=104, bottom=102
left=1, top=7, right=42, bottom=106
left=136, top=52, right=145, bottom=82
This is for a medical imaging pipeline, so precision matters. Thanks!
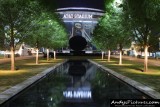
left=63, top=91, right=92, bottom=99
left=63, top=14, right=93, bottom=19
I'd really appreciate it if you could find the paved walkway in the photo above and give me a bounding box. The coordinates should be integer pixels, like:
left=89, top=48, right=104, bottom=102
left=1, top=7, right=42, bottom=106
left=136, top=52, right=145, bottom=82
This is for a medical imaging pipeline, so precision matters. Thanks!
left=1, top=55, right=160, bottom=67
left=0, top=55, right=36, bottom=64
left=111, top=55, right=160, bottom=66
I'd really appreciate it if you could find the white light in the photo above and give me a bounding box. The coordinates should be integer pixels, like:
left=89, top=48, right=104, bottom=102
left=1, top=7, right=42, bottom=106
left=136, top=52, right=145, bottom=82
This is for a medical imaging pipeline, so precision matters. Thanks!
left=63, top=14, right=93, bottom=19
left=63, top=91, right=92, bottom=99
left=114, top=0, right=122, bottom=8
left=114, top=0, right=122, bottom=4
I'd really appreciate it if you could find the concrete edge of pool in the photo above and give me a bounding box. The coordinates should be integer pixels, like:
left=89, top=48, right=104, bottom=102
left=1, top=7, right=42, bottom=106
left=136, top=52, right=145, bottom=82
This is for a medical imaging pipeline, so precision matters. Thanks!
left=0, top=59, right=160, bottom=105
left=88, top=59, right=160, bottom=99
left=0, top=61, right=67, bottom=105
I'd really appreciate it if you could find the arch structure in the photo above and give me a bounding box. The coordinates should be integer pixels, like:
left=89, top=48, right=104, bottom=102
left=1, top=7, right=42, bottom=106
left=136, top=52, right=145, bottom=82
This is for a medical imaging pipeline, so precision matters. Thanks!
left=56, top=7, right=104, bottom=52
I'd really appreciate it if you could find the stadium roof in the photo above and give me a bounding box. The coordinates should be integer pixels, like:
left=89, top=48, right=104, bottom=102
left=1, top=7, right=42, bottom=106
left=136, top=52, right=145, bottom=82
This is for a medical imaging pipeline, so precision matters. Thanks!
left=55, top=0, right=105, bottom=10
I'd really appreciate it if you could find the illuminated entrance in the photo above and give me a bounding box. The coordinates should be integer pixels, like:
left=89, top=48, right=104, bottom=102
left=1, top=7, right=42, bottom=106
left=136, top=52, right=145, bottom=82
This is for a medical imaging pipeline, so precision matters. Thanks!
left=57, top=7, right=104, bottom=53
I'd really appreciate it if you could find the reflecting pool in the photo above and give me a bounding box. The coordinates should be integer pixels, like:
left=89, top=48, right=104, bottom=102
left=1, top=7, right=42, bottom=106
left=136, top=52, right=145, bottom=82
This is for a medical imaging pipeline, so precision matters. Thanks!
left=1, top=60, right=151, bottom=107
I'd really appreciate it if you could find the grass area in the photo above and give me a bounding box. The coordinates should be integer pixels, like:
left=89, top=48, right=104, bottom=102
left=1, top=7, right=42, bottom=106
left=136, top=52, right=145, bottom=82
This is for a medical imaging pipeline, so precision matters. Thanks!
left=0, top=57, right=65, bottom=93
left=92, top=56, right=160, bottom=93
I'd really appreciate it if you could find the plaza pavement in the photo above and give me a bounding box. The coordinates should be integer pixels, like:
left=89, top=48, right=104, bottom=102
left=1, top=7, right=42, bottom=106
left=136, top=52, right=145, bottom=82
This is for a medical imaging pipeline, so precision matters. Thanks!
left=0, top=55, right=41, bottom=64
left=111, top=55, right=160, bottom=66
left=0, top=55, right=160, bottom=66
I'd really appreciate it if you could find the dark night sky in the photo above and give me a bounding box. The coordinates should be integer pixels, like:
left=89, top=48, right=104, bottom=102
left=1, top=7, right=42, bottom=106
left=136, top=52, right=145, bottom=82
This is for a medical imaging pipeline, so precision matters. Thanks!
left=55, top=0, right=105, bottom=10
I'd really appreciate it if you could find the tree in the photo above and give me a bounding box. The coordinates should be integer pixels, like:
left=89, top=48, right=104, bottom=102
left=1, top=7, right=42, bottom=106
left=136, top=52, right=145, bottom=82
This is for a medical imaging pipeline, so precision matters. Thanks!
left=93, top=0, right=131, bottom=64
left=92, top=15, right=117, bottom=61
left=92, top=34, right=107, bottom=60
left=0, top=0, right=41, bottom=70
left=123, top=0, right=160, bottom=71
left=25, top=12, right=67, bottom=63
left=0, top=23, right=6, bottom=51
left=93, top=0, right=116, bottom=61
left=44, top=20, right=67, bottom=60
left=110, top=11, right=131, bottom=65
left=49, top=17, right=68, bottom=60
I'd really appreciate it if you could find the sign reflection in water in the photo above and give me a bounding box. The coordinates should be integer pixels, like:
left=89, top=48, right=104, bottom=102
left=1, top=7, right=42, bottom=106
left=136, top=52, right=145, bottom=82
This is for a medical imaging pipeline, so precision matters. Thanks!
left=63, top=90, right=91, bottom=99
left=63, top=60, right=95, bottom=102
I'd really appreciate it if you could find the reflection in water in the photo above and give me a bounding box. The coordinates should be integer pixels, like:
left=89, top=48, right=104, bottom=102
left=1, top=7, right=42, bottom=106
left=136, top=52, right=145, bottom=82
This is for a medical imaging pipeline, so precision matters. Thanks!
left=91, top=71, right=150, bottom=107
left=68, top=64, right=86, bottom=76
left=63, top=61, right=93, bottom=102
left=1, top=60, right=151, bottom=107
left=63, top=90, right=91, bottom=99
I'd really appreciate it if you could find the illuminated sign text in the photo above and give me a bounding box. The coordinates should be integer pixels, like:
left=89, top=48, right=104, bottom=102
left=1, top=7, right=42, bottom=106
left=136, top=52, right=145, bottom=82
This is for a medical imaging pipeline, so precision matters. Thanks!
left=63, top=14, right=93, bottom=19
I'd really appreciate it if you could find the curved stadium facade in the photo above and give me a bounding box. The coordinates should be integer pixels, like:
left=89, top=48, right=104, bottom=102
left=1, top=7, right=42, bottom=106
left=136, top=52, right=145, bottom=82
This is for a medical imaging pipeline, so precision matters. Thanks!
left=57, top=7, right=104, bottom=53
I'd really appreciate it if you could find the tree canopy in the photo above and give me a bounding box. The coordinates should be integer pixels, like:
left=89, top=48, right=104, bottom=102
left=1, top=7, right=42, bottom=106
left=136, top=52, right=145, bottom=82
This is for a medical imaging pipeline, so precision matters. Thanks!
left=93, top=0, right=160, bottom=71
left=0, top=0, right=67, bottom=70
left=25, top=12, right=67, bottom=50
left=93, top=0, right=131, bottom=64
left=122, top=0, right=160, bottom=71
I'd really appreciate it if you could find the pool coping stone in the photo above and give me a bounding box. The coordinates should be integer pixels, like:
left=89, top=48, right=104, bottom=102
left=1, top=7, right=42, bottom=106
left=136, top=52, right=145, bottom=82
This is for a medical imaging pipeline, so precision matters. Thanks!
left=89, top=59, right=160, bottom=99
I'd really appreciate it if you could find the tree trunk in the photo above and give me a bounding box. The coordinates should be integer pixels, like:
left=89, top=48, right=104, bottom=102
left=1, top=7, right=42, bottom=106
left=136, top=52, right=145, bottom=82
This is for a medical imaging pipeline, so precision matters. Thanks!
left=11, top=46, right=15, bottom=71
left=119, top=44, right=123, bottom=65
left=54, top=51, right=56, bottom=60
left=47, top=49, right=49, bottom=61
left=0, top=26, right=5, bottom=51
left=10, top=26, right=15, bottom=71
left=143, top=45, right=148, bottom=72
left=101, top=51, right=104, bottom=60
left=36, top=48, right=39, bottom=64
left=119, top=50, right=122, bottom=65
left=108, top=50, right=111, bottom=62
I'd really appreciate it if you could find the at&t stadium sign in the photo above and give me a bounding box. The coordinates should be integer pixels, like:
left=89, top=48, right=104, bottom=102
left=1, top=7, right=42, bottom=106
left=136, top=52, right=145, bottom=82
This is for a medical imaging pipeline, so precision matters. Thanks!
left=63, top=13, right=93, bottom=19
